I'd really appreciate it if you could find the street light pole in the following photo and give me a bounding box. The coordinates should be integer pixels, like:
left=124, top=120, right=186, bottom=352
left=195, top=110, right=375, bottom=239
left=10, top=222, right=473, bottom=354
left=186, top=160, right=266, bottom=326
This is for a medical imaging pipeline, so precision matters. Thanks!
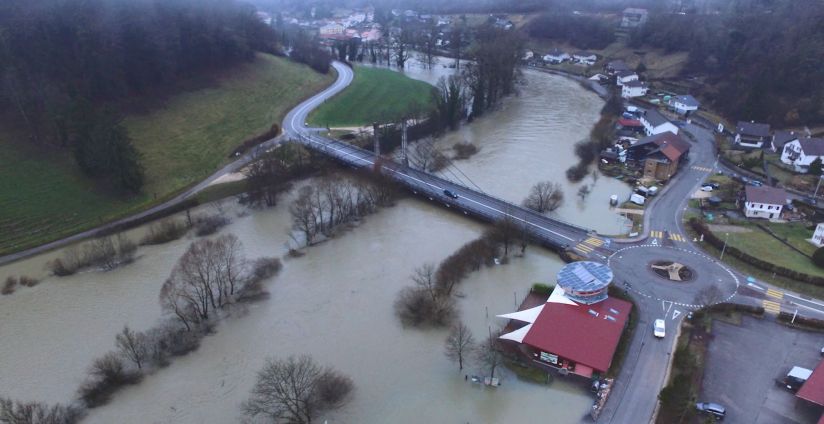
left=720, top=233, right=729, bottom=260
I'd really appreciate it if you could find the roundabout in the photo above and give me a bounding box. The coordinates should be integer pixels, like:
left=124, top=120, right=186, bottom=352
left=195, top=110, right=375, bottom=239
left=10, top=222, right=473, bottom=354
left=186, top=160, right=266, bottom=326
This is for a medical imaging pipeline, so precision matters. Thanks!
left=607, top=244, right=740, bottom=309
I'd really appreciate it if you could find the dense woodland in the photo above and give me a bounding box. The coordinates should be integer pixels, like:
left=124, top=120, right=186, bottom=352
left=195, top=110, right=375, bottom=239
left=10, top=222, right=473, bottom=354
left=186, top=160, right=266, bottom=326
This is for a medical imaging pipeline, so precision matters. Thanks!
left=525, top=13, right=616, bottom=50
left=630, top=0, right=824, bottom=126
left=0, top=0, right=281, bottom=193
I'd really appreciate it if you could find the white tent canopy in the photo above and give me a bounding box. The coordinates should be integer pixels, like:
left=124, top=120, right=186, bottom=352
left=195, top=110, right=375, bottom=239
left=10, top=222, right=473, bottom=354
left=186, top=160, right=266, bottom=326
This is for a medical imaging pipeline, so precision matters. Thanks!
left=496, top=304, right=545, bottom=324
left=548, top=284, right=578, bottom=306
left=498, top=323, right=533, bottom=343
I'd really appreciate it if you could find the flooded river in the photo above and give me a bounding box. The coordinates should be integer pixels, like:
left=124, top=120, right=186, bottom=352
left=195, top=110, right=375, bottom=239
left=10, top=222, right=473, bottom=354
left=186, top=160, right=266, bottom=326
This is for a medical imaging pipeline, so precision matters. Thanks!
left=0, top=60, right=628, bottom=422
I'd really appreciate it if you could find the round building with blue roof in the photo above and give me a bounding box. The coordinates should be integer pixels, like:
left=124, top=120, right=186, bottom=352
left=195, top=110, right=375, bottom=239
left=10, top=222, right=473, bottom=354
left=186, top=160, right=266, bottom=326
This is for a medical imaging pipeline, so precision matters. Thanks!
left=556, top=261, right=614, bottom=305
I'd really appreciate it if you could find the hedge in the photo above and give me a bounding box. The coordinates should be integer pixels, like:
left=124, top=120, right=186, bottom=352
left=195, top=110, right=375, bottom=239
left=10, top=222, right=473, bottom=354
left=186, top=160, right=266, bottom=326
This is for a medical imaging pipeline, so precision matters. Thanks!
left=689, top=218, right=824, bottom=286
left=777, top=311, right=824, bottom=330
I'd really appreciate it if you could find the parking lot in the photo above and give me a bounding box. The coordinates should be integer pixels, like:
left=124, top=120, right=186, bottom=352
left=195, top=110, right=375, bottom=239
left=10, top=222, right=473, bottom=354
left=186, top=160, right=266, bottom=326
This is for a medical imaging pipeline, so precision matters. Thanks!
left=701, top=316, right=824, bottom=423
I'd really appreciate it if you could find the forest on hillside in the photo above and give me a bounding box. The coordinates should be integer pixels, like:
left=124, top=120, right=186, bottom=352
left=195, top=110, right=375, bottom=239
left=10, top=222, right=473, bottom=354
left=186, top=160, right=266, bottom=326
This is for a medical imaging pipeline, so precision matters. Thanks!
left=0, top=0, right=281, bottom=193
left=630, top=0, right=824, bottom=126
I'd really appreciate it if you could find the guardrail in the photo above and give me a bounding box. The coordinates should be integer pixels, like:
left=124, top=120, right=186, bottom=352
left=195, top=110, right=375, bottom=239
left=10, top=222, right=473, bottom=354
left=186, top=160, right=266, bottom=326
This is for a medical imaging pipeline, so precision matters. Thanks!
left=294, top=134, right=593, bottom=248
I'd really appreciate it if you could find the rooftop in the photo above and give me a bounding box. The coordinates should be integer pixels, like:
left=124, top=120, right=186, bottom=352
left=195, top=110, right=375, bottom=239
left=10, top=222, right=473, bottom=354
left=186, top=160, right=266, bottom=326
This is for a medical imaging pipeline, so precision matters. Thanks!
left=632, top=131, right=691, bottom=162
left=798, top=138, right=824, bottom=156
left=522, top=291, right=632, bottom=372
left=773, top=130, right=799, bottom=149
left=674, top=95, right=700, bottom=107
left=745, top=185, right=788, bottom=205
left=799, top=361, right=824, bottom=406
left=557, top=261, right=613, bottom=293
left=642, top=109, right=671, bottom=128
left=737, top=121, right=771, bottom=138
left=624, top=80, right=646, bottom=88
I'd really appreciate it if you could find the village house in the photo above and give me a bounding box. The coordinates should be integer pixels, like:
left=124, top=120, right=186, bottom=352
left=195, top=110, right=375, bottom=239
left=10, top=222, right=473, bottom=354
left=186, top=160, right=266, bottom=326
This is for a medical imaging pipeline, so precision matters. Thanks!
left=796, top=360, right=824, bottom=423
left=605, top=60, right=630, bottom=75
left=621, top=8, right=649, bottom=28
left=771, top=130, right=800, bottom=153
left=573, top=51, right=597, bottom=66
left=615, top=70, right=639, bottom=86
left=544, top=48, right=570, bottom=64
left=497, top=262, right=631, bottom=379
left=734, top=121, right=771, bottom=148
left=743, top=185, right=788, bottom=219
left=640, top=109, right=679, bottom=136
left=621, top=80, right=648, bottom=98
left=780, top=138, right=824, bottom=172
left=811, top=223, right=824, bottom=247
left=669, top=95, right=700, bottom=115
left=627, top=131, right=691, bottom=180
left=319, top=22, right=345, bottom=36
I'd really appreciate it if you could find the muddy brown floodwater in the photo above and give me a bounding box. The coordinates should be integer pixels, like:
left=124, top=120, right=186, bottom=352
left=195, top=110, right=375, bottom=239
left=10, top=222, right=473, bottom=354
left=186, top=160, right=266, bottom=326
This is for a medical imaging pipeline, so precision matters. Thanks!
left=0, top=61, right=630, bottom=423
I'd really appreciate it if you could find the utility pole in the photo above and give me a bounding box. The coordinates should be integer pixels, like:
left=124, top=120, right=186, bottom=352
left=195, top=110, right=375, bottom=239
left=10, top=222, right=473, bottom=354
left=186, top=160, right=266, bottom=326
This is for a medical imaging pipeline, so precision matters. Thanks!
left=401, top=119, right=409, bottom=167
left=372, top=122, right=380, bottom=157
left=720, top=233, right=729, bottom=260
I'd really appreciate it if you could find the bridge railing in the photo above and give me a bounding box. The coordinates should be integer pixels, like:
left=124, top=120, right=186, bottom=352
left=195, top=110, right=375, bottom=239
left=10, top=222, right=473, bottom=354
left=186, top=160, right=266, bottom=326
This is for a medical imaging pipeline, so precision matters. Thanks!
left=294, top=134, right=592, bottom=238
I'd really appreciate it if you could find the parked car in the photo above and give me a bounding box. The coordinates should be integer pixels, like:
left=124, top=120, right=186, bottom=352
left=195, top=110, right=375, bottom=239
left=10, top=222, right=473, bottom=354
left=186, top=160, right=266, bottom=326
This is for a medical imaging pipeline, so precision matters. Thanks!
left=696, top=402, right=726, bottom=420
left=653, top=319, right=666, bottom=338
left=701, top=185, right=714, bottom=192
left=443, top=189, right=459, bottom=199
left=749, top=179, right=763, bottom=187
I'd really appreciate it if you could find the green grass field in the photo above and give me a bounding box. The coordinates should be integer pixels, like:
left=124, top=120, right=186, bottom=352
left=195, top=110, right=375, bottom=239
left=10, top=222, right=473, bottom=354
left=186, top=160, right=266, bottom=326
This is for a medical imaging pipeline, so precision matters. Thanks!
left=721, top=223, right=824, bottom=278
left=308, top=65, right=435, bottom=128
left=0, top=54, right=334, bottom=256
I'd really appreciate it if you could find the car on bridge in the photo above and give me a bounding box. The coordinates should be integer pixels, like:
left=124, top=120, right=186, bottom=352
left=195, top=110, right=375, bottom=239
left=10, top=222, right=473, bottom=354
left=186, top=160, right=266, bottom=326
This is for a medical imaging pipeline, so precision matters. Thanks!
left=443, top=189, right=459, bottom=199
left=653, top=319, right=666, bottom=338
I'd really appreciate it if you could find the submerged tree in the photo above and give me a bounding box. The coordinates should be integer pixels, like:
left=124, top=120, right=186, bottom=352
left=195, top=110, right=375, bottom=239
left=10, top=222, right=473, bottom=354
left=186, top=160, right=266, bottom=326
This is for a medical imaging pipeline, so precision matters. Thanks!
left=444, top=322, right=475, bottom=370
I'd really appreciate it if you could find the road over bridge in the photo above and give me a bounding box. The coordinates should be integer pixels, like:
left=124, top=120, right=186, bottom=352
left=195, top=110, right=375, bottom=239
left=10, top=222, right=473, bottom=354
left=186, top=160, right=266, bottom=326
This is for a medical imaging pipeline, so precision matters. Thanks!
left=284, top=61, right=597, bottom=255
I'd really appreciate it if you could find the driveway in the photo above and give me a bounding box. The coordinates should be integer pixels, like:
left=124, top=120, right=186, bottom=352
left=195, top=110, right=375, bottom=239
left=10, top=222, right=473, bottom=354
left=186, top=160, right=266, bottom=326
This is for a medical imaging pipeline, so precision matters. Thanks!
left=702, top=316, right=824, bottom=423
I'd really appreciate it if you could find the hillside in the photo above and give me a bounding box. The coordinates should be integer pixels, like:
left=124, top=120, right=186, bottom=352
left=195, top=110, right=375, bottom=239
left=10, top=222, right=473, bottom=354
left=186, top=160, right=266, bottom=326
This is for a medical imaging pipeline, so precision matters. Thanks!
left=0, top=55, right=334, bottom=256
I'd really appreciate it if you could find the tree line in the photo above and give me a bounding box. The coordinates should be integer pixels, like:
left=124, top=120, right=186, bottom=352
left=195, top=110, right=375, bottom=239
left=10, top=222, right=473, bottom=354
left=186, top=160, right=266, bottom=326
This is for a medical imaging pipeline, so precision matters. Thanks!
left=0, top=0, right=280, bottom=193
left=526, top=13, right=616, bottom=50
left=629, top=0, right=824, bottom=125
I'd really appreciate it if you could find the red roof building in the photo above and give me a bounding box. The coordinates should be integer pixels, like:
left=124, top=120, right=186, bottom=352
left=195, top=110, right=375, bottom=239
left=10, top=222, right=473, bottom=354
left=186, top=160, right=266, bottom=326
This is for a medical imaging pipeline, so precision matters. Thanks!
left=522, top=296, right=631, bottom=375
left=618, top=118, right=643, bottom=128
left=799, top=361, right=824, bottom=407
left=498, top=262, right=632, bottom=378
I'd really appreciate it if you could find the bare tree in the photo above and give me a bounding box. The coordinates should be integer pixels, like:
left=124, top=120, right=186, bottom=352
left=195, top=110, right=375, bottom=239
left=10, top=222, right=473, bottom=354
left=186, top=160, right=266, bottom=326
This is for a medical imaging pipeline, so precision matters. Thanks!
left=241, top=355, right=354, bottom=424
left=159, top=234, right=245, bottom=327
left=411, top=263, right=439, bottom=301
left=245, top=150, right=289, bottom=208
left=476, top=333, right=504, bottom=379
left=444, top=322, right=475, bottom=370
left=522, top=181, right=564, bottom=213
left=694, top=284, right=724, bottom=307
left=115, top=326, right=148, bottom=370
left=0, top=398, right=82, bottom=424
left=394, top=286, right=456, bottom=328
left=290, top=185, right=319, bottom=246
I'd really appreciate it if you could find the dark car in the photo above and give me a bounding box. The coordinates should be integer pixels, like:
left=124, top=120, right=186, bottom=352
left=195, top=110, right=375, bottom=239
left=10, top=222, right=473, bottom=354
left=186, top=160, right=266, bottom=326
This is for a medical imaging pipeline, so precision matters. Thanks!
left=443, top=189, right=459, bottom=199
left=696, top=402, right=726, bottom=420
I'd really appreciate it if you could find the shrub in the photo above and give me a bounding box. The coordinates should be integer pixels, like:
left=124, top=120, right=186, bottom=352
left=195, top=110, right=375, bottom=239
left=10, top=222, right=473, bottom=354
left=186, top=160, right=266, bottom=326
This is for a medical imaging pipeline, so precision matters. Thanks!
left=194, top=214, right=230, bottom=237
left=2, top=277, right=17, bottom=295
left=452, top=142, right=479, bottom=160
left=141, top=219, right=188, bottom=245
left=0, top=398, right=84, bottom=424
left=78, top=353, right=142, bottom=408
left=531, top=283, right=553, bottom=295
left=566, top=162, right=589, bottom=182
left=249, top=257, right=283, bottom=283
left=49, top=258, right=78, bottom=277
left=18, top=275, right=39, bottom=287
left=393, top=286, right=456, bottom=327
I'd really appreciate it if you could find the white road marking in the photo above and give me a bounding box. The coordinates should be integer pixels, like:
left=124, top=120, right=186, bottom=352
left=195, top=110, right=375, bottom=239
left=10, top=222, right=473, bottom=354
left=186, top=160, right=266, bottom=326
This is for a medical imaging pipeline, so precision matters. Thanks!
left=672, top=309, right=681, bottom=320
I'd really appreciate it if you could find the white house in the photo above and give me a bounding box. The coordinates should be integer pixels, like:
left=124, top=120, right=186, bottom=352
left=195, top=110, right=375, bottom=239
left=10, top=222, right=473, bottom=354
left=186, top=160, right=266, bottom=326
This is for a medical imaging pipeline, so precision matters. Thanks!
left=771, top=130, right=799, bottom=153
left=319, top=23, right=345, bottom=36
left=812, top=223, right=824, bottom=247
left=780, top=138, right=824, bottom=172
left=669, top=95, right=700, bottom=115
left=616, top=70, right=639, bottom=86
left=734, top=121, right=771, bottom=148
left=544, top=48, right=570, bottom=64
left=573, top=51, right=597, bottom=65
left=621, top=80, right=648, bottom=98
left=744, top=185, right=787, bottom=219
left=640, top=109, right=679, bottom=136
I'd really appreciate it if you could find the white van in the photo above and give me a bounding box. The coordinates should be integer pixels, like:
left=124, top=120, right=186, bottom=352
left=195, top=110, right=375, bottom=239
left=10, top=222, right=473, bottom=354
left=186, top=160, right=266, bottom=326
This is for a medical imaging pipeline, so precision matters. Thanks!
left=630, top=193, right=646, bottom=206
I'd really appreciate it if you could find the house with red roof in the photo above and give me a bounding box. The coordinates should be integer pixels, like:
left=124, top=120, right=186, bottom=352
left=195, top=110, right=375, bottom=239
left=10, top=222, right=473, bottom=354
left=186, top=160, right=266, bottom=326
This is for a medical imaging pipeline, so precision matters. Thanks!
left=498, top=262, right=632, bottom=378
left=626, top=131, right=691, bottom=181
left=797, top=360, right=824, bottom=423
